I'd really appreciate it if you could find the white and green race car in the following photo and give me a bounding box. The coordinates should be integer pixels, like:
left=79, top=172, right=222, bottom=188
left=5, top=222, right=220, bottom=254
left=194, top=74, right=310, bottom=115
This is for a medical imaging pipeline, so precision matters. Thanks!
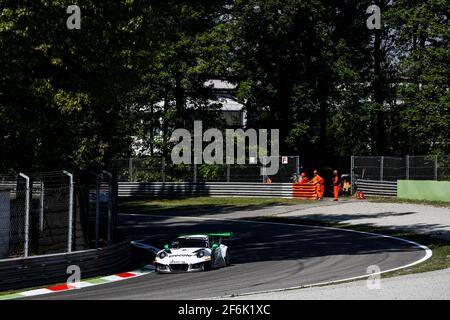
left=155, top=233, right=232, bottom=273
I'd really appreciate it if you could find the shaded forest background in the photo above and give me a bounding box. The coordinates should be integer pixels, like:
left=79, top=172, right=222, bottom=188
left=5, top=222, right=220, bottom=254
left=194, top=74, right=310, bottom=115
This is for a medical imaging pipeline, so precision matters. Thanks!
left=1, top=0, right=449, bottom=173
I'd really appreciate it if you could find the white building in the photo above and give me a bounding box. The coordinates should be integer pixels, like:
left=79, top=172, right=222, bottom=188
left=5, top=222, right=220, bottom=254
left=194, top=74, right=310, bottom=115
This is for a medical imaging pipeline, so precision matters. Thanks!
left=203, top=79, right=246, bottom=127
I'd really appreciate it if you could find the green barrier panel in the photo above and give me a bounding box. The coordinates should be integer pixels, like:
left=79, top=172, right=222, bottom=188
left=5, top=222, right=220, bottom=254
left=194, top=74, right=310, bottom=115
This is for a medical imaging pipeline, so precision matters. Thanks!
left=398, top=180, right=450, bottom=202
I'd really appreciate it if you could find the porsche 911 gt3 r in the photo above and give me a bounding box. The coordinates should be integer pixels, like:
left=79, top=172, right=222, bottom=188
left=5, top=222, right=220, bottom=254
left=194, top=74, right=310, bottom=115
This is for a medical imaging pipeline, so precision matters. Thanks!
left=155, top=233, right=232, bottom=273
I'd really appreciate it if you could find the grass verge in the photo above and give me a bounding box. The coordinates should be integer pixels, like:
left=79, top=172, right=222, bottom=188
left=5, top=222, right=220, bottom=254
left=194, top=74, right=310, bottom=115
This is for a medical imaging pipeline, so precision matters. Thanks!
left=366, top=196, right=450, bottom=208
left=119, top=196, right=309, bottom=214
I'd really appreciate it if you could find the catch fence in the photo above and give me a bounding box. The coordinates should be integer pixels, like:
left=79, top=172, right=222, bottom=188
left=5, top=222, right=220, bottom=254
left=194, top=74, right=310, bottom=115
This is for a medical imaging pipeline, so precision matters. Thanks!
left=0, top=170, right=119, bottom=259
left=109, top=156, right=300, bottom=183
left=351, top=155, right=450, bottom=196
left=352, top=155, right=450, bottom=182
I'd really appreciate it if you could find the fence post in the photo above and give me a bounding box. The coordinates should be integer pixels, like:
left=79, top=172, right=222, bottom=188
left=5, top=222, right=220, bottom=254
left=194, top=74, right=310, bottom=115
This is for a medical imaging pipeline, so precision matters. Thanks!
left=102, top=171, right=113, bottom=246
left=62, top=171, right=74, bottom=253
left=380, top=156, right=384, bottom=181
left=406, top=155, right=410, bottom=180
left=350, top=156, right=355, bottom=195
left=19, top=173, right=30, bottom=258
left=128, top=158, right=133, bottom=182
left=435, top=155, right=438, bottom=181
left=193, top=164, right=197, bottom=183
left=295, top=156, right=300, bottom=180
left=226, top=164, right=230, bottom=183
left=39, top=180, right=44, bottom=232
left=95, top=174, right=100, bottom=249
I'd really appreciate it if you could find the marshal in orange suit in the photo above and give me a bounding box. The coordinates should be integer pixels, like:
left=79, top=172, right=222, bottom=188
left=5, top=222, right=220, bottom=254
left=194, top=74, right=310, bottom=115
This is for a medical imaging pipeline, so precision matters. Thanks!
left=299, top=172, right=309, bottom=183
left=332, top=170, right=342, bottom=201
left=309, top=170, right=324, bottom=200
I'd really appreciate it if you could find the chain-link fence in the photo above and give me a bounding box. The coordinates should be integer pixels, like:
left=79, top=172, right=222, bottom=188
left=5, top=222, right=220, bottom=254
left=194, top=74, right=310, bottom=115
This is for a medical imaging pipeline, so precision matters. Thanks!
left=0, top=170, right=119, bottom=259
left=109, top=156, right=300, bottom=183
left=352, top=155, right=450, bottom=182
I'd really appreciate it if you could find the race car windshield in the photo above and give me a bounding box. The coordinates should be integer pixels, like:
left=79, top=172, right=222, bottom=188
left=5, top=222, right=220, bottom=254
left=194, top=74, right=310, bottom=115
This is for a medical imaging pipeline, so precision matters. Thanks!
left=171, top=239, right=208, bottom=248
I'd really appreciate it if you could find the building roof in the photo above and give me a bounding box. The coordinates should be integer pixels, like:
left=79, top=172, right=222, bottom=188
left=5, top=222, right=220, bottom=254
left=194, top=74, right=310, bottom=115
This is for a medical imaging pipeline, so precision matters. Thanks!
left=204, top=79, right=237, bottom=90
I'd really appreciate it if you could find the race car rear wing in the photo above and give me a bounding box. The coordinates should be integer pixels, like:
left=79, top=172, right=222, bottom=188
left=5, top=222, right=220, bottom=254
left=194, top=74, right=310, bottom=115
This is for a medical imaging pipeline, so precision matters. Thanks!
left=178, top=232, right=234, bottom=237
left=206, top=232, right=234, bottom=237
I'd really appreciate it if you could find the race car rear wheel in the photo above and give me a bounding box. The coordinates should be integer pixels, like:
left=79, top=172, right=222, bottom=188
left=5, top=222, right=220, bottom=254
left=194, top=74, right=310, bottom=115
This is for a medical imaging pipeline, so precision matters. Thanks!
left=225, top=252, right=231, bottom=266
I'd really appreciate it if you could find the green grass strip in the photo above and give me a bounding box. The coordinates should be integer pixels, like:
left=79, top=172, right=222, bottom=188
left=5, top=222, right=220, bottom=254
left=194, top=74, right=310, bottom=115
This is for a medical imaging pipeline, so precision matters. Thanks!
left=366, top=196, right=450, bottom=208
left=119, top=197, right=308, bottom=214
left=0, top=293, right=24, bottom=300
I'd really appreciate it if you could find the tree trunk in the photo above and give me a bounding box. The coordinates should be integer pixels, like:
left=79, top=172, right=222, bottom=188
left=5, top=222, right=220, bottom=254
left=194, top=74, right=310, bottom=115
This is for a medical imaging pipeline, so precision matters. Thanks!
left=373, top=27, right=385, bottom=155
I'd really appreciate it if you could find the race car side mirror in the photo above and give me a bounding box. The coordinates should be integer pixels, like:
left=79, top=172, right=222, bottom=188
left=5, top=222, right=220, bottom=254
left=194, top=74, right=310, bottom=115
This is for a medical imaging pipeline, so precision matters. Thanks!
left=211, top=243, right=219, bottom=251
left=164, top=244, right=170, bottom=252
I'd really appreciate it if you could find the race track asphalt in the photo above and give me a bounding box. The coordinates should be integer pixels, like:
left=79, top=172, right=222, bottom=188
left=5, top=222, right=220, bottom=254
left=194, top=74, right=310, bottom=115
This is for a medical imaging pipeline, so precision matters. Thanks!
left=28, top=212, right=429, bottom=300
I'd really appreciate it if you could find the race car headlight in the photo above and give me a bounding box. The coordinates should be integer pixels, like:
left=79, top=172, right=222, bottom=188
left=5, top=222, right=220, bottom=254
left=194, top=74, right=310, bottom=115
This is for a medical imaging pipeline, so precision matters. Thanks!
left=158, top=251, right=168, bottom=259
left=196, top=250, right=206, bottom=258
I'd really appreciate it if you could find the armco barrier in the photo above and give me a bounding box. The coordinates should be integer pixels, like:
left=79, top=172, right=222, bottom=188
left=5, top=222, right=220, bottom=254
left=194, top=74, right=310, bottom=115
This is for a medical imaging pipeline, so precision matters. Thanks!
left=118, top=182, right=294, bottom=198
left=292, top=183, right=317, bottom=199
left=356, top=179, right=397, bottom=196
left=0, top=240, right=130, bottom=291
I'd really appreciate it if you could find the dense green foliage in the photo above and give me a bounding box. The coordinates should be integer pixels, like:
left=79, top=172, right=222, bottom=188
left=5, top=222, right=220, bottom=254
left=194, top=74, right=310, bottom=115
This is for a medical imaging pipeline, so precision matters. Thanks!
left=1, top=0, right=448, bottom=172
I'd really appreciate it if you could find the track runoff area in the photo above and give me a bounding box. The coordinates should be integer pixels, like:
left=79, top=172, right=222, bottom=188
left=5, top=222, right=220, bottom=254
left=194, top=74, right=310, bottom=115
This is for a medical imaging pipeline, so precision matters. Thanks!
left=22, top=209, right=431, bottom=300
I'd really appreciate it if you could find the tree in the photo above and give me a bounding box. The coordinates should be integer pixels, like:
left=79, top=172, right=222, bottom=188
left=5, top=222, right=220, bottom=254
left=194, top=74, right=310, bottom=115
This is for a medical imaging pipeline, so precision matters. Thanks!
left=0, top=1, right=146, bottom=171
left=231, top=0, right=332, bottom=155
left=389, top=0, right=450, bottom=154
left=124, top=0, right=233, bottom=158
left=1, top=0, right=449, bottom=175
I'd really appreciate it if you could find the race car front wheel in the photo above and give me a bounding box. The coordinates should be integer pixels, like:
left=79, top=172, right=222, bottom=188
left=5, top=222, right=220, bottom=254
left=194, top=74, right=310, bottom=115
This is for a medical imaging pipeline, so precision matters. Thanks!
left=204, top=261, right=212, bottom=271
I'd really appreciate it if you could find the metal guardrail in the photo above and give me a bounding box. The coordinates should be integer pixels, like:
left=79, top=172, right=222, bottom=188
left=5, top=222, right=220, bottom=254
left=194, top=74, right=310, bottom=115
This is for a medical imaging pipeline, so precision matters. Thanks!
left=356, top=179, right=397, bottom=196
left=0, top=181, right=43, bottom=198
left=0, top=240, right=131, bottom=291
left=118, top=182, right=294, bottom=198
